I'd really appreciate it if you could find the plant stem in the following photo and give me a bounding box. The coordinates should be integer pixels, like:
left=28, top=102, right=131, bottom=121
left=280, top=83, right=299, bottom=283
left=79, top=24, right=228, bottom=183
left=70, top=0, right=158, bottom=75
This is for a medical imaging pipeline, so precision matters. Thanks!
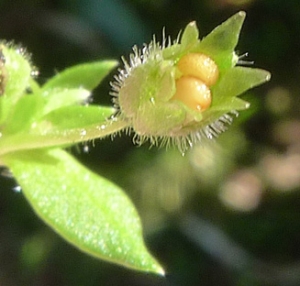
left=0, top=118, right=129, bottom=156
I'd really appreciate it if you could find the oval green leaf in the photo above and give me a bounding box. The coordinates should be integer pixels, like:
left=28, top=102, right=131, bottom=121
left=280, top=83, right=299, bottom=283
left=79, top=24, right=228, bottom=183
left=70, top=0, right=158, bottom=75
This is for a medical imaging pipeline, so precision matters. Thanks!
left=38, top=105, right=114, bottom=130
left=42, top=61, right=118, bottom=91
left=2, top=148, right=164, bottom=275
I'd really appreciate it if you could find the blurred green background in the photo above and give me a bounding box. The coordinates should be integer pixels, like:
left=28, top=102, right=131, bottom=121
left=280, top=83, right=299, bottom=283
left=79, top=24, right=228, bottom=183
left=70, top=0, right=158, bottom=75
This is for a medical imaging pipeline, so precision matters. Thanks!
left=1, top=0, right=300, bottom=285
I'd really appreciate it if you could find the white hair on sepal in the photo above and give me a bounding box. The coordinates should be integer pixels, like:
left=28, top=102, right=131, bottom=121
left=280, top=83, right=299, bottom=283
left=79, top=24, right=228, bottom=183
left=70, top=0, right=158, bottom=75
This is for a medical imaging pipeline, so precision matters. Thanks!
left=237, top=52, right=254, bottom=66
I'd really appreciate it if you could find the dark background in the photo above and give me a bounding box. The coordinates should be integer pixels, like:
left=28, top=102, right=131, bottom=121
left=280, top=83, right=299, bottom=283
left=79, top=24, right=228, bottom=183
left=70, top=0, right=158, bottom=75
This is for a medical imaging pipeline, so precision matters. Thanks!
left=1, top=0, right=300, bottom=285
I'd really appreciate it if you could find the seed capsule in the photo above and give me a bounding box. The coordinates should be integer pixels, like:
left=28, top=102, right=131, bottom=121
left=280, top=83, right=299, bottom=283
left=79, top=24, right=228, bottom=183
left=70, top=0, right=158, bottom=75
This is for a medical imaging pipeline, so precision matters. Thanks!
left=177, top=53, right=219, bottom=86
left=172, top=76, right=211, bottom=112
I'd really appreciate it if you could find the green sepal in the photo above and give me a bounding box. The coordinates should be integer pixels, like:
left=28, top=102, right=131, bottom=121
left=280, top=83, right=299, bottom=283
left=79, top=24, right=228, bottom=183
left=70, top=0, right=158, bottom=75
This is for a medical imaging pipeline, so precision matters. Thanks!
left=197, top=11, right=246, bottom=70
left=133, top=101, right=186, bottom=136
left=211, top=67, right=271, bottom=107
left=1, top=44, right=32, bottom=101
left=0, top=44, right=33, bottom=125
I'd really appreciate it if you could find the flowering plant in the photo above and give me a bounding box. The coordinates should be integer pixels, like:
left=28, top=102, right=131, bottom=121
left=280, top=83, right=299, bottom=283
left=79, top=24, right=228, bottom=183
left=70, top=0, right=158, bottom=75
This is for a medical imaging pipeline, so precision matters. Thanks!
left=0, top=12, right=270, bottom=274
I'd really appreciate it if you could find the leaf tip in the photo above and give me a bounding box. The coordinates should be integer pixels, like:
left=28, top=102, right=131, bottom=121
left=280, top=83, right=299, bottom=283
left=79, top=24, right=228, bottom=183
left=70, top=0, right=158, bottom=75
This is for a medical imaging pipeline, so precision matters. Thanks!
left=265, top=71, right=271, bottom=82
left=107, top=60, right=119, bottom=69
left=237, top=10, right=246, bottom=20
left=255, top=69, right=272, bottom=86
left=187, top=21, right=197, bottom=28
left=157, top=266, right=166, bottom=276
left=136, top=251, right=165, bottom=275
left=148, top=261, right=165, bottom=276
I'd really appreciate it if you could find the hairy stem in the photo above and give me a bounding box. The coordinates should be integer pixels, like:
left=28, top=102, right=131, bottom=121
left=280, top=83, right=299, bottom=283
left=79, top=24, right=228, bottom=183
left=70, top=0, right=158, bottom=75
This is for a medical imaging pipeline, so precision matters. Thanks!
left=0, top=118, right=128, bottom=156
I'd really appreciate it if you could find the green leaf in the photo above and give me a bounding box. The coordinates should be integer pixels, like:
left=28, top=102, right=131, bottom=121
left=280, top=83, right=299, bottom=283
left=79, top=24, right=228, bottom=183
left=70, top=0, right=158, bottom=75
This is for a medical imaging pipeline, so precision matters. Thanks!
left=40, top=88, right=91, bottom=116
left=2, top=148, right=164, bottom=274
left=2, top=92, right=42, bottom=135
left=38, top=105, right=114, bottom=130
left=42, top=61, right=118, bottom=91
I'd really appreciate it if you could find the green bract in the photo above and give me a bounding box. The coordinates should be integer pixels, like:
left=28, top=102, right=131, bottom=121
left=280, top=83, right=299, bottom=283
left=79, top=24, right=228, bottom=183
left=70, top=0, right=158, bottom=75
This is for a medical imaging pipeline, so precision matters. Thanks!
left=111, top=11, right=271, bottom=152
left=0, top=11, right=270, bottom=275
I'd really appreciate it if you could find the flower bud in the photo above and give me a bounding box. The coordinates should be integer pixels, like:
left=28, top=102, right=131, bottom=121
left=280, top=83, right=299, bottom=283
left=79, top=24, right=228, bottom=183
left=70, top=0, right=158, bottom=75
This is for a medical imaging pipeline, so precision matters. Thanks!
left=111, top=11, right=271, bottom=152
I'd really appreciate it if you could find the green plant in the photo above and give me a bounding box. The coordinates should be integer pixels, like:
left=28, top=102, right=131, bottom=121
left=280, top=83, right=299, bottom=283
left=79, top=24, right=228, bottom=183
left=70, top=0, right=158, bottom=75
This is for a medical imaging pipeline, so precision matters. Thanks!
left=0, top=11, right=270, bottom=274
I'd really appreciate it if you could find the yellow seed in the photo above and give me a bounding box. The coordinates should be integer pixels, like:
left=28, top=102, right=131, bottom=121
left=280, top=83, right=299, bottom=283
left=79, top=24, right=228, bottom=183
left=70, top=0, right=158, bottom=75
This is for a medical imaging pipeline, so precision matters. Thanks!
left=177, top=53, right=219, bottom=86
left=172, top=76, right=211, bottom=112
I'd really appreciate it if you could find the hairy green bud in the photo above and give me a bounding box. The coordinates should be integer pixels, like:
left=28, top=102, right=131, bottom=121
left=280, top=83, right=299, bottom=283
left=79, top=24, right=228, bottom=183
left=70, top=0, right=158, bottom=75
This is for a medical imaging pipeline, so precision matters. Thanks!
left=111, top=12, right=271, bottom=152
